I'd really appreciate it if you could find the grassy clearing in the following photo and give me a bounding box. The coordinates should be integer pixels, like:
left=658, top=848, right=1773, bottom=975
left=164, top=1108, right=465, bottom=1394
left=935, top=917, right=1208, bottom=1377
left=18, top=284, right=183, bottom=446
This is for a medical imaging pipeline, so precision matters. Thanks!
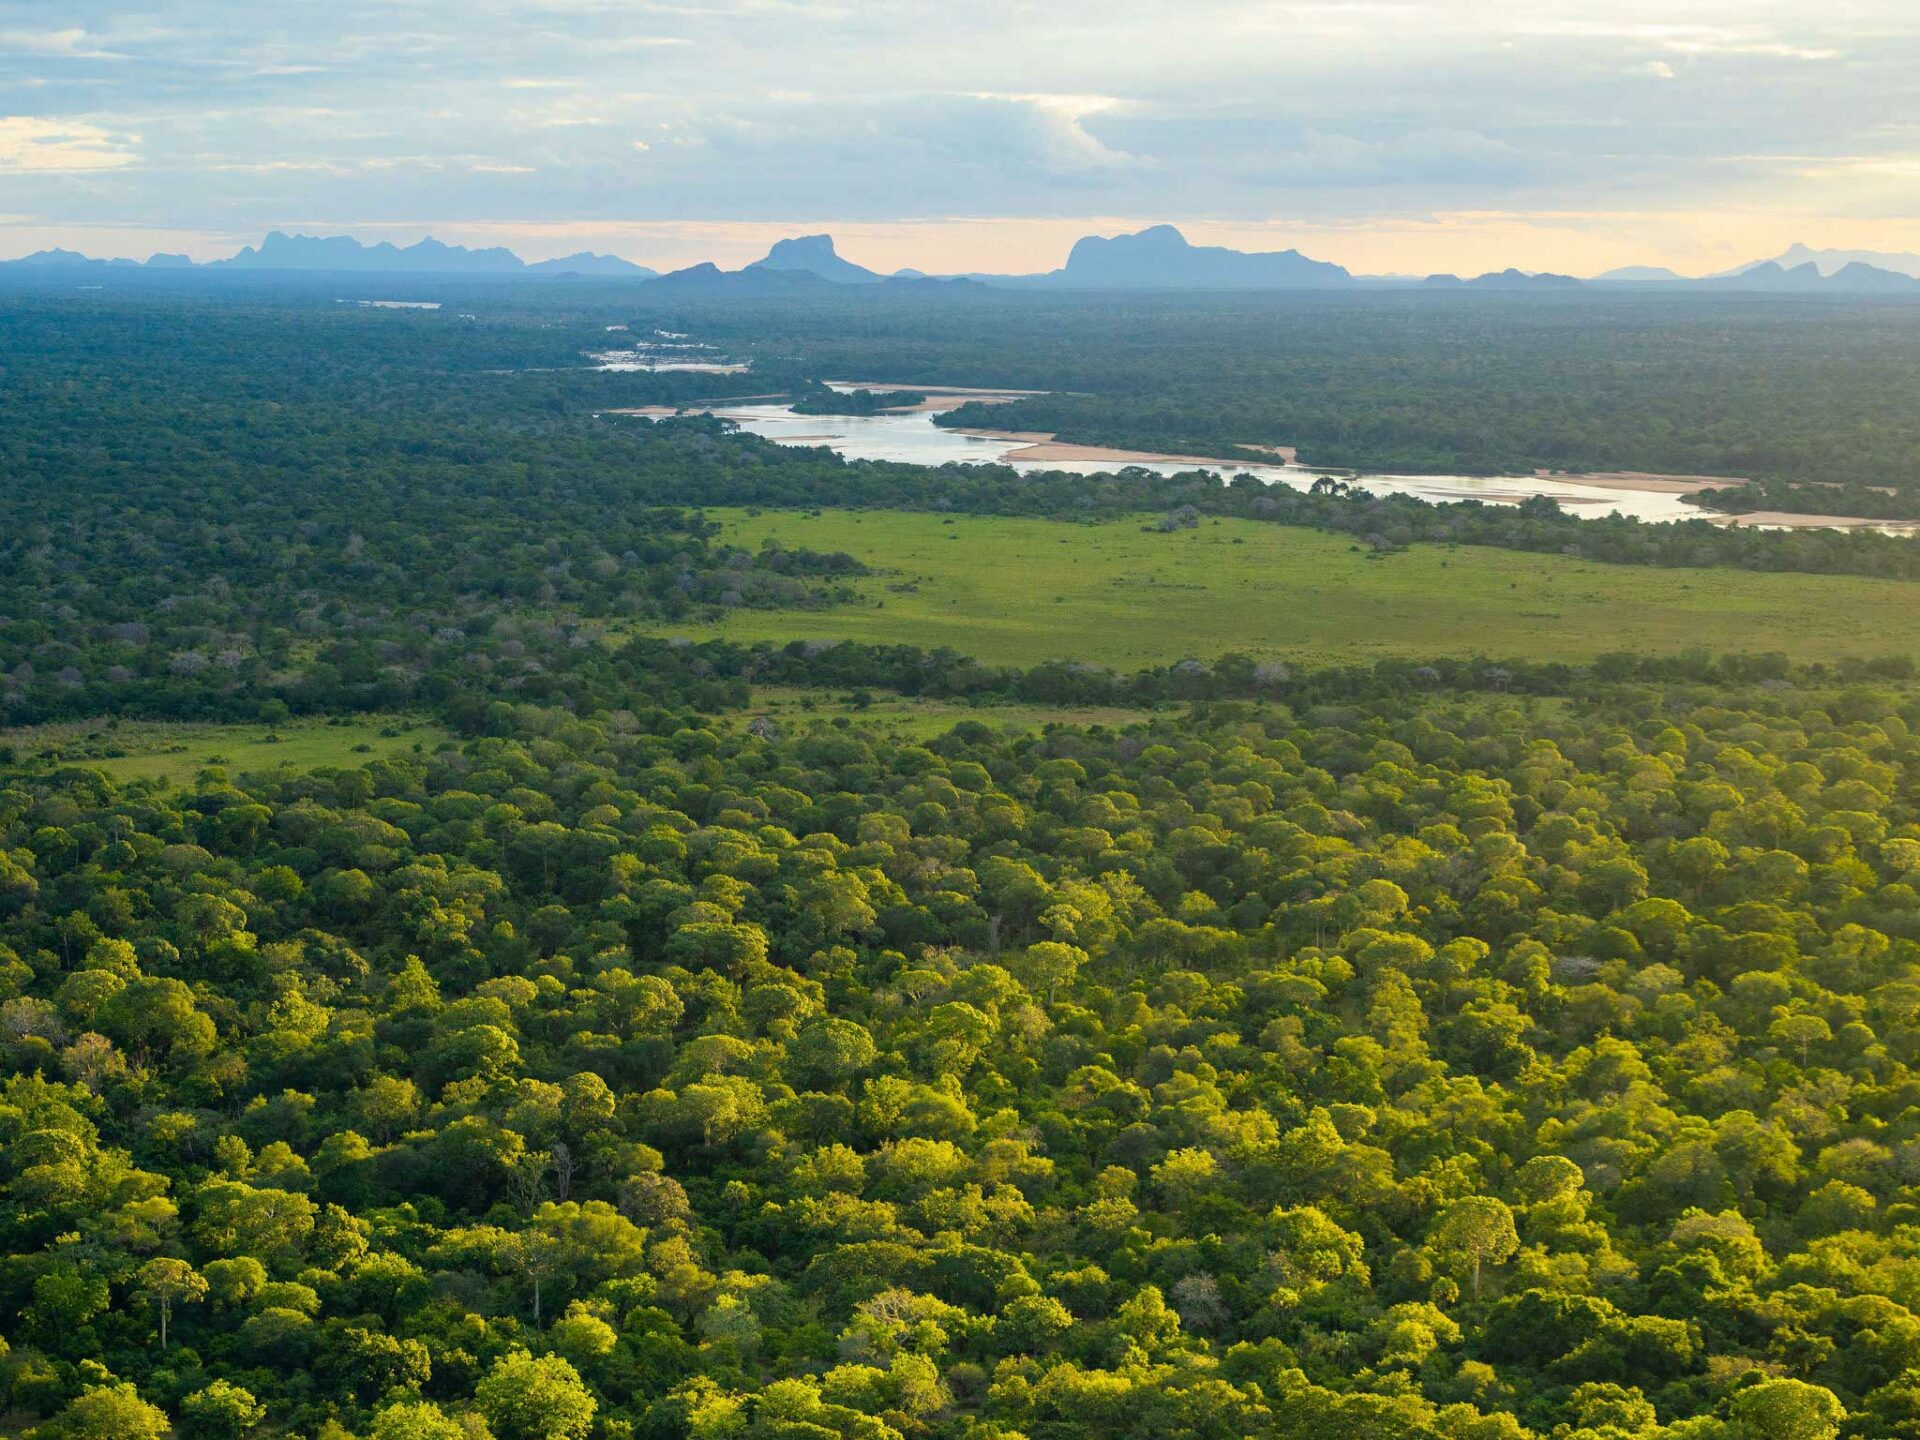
left=740, top=687, right=1154, bottom=739
left=1, top=715, right=450, bottom=786
left=659, top=508, right=1920, bottom=667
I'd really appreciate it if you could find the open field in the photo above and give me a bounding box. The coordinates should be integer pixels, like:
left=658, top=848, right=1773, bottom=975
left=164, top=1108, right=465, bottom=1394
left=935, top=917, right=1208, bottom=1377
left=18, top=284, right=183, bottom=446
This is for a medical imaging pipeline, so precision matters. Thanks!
left=1, top=715, right=450, bottom=785
left=662, top=508, right=1920, bottom=667
left=740, top=687, right=1154, bottom=738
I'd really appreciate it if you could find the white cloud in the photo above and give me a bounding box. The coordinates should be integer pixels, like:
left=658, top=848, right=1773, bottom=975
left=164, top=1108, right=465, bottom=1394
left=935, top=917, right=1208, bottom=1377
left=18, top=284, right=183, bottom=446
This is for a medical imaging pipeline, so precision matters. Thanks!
left=3, top=0, right=1918, bottom=270
left=0, top=28, right=125, bottom=60
left=0, top=116, right=139, bottom=172
left=969, top=93, right=1137, bottom=172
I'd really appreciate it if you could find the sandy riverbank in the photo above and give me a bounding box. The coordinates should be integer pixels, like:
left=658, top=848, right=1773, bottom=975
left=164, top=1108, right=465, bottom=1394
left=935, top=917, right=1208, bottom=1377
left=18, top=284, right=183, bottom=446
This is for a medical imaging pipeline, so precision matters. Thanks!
left=845, top=382, right=1047, bottom=397
left=609, top=397, right=788, bottom=417
left=1535, top=469, right=1747, bottom=495
left=1705, top=510, right=1920, bottom=532
left=869, top=386, right=1043, bottom=414
left=883, top=394, right=1016, bottom=413
left=951, top=427, right=1280, bottom=468
left=1396, top=484, right=1610, bottom=506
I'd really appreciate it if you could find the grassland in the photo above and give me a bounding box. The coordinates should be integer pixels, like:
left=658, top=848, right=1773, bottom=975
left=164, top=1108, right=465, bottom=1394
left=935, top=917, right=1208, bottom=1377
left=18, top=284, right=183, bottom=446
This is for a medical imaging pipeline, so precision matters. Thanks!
left=1, top=715, right=450, bottom=786
left=740, top=687, right=1154, bottom=738
left=662, top=509, right=1920, bottom=667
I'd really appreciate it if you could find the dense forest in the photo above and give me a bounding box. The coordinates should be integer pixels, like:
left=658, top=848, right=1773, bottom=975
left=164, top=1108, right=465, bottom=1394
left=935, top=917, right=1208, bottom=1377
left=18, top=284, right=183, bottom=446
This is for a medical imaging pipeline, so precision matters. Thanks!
left=9, top=291, right=1920, bottom=739
left=9, top=279, right=1920, bottom=517
left=7, top=284, right=1920, bottom=1440
left=10, top=679, right=1920, bottom=1440
left=608, top=286, right=1920, bottom=516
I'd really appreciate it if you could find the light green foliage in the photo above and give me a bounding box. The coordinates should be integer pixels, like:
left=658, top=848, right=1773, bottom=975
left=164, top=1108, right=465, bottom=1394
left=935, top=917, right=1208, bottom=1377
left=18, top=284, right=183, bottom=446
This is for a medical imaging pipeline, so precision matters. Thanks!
left=1731, top=1379, right=1847, bottom=1440
left=475, top=1351, right=596, bottom=1440
left=664, top=509, right=1920, bottom=666
left=369, top=1400, right=486, bottom=1440
left=7, top=661, right=1920, bottom=1440
left=179, top=1380, right=266, bottom=1440
left=43, top=1384, right=171, bottom=1440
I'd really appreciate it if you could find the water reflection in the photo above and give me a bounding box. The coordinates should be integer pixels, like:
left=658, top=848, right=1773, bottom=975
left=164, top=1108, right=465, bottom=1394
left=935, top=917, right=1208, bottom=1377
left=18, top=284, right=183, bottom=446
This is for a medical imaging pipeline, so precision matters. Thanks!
left=706, top=403, right=1715, bottom=524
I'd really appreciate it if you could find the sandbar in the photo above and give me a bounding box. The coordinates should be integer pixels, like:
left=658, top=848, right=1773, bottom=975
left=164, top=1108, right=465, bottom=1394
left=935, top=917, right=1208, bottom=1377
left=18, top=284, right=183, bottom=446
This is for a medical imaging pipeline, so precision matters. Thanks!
left=1705, top=510, right=1919, bottom=532
left=836, top=382, right=1047, bottom=397
left=951, top=427, right=1279, bottom=468
left=1534, top=469, right=1748, bottom=495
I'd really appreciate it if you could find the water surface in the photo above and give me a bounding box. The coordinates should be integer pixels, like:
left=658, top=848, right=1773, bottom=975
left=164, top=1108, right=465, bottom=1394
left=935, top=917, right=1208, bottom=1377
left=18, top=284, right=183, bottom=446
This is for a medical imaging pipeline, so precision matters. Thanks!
left=706, top=403, right=1715, bottom=524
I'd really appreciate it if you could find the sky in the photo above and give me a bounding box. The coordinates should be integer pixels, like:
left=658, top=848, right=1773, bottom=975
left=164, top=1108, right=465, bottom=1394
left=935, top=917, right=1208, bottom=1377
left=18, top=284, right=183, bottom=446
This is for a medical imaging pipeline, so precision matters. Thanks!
left=3, top=0, right=1920, bottom=276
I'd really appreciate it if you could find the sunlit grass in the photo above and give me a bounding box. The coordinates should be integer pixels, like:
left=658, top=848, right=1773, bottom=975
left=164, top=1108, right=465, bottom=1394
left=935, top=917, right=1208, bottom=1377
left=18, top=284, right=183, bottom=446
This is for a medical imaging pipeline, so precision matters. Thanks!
left=656, top=508, right=1920, bottom=667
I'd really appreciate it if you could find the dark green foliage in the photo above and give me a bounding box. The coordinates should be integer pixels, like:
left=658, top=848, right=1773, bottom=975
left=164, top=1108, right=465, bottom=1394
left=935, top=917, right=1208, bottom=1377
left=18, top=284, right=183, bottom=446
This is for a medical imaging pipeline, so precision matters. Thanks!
left=790, top=385, right=927, bottom=417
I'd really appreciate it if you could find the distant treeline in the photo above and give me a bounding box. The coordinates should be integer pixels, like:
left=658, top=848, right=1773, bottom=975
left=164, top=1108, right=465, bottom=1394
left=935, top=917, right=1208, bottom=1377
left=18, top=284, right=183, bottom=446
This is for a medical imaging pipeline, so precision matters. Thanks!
left=10, top=293, right=1920, bottom=733
left=620, top=286, right=1920, bottom=515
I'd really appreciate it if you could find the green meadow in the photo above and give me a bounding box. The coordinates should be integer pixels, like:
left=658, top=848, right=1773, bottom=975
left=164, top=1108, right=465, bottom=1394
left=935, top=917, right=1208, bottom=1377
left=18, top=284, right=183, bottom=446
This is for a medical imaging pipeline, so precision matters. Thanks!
left=1, top=715, right=450, bottom=786
left=663, top=508, right=1920, bottom=667
left=740, top=687, right=1155, bottom=737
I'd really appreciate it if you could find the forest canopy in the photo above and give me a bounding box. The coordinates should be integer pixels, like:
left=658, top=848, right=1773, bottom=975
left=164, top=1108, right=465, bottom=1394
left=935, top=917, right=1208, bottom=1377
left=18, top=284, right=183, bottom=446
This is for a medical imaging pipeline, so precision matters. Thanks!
left=5, top=282, right=1920, bottom=1440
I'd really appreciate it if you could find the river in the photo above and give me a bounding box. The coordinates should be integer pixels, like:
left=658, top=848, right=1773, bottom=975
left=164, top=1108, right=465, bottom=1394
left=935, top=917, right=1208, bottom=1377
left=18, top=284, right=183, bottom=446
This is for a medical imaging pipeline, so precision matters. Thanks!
left=698, top=401, right=1716, bottom=524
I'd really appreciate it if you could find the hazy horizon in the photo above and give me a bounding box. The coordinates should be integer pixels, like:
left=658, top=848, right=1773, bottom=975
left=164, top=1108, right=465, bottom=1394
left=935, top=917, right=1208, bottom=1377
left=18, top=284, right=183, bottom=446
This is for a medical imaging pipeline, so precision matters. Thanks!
left=5, top=0, right=1920, bottom=276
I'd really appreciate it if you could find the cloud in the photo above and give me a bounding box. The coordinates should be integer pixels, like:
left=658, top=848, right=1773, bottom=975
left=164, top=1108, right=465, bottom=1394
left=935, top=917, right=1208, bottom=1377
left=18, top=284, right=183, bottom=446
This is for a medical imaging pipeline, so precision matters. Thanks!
left=0, top=28, right=126, bottom=60
left=0, top=116, right=139, bottom=172
left=1236, top=128, right=1533, bottom=189
left=4, top=0, right=1919, bottom=271
left=200, top=159, right=352, bottom=175
left=964, top=93, right=1138, bottom=172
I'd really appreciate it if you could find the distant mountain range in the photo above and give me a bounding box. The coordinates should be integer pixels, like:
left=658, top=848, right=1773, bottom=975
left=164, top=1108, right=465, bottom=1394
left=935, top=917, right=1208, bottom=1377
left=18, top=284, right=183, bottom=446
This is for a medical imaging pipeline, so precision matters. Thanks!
left=1592, top=265, right=1687, bottom=283
left=1424, top=268, right=1581, bottom=290
left=216, top=232, right=658, bottom=277
left=1696, top=260, right=1920, bottom=293
left=1722, top=243, right=1920, bottom=280
left=1044, top=224, right=1351, bottom=289
left=5, top=227, right=1919, bottom=295
left=5, top=231, right=655, bottom=278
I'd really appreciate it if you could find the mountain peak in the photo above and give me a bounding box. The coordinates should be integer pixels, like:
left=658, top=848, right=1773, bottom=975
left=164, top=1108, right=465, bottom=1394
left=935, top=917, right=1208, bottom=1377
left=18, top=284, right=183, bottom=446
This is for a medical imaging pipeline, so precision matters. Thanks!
left=1056, top=225, right=1349, bottom=289
left=526, top=251, right=657, bottom=278
left=746, top=234, right=882, bottom=284
left=763, top=234, right=839, bottom=262
left=1777, top=241, right=1920, bottom=279
left=215, top=231, right=527, bottom=273
left=1592, top=265, right=1685, bottom=282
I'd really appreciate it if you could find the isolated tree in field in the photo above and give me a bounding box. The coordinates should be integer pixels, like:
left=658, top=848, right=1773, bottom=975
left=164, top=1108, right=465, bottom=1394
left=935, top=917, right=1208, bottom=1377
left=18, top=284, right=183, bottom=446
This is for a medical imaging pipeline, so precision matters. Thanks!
left=1432, top=1196, right=1519, bottom=1299
left=135, top=1256, right=207, bottom=1348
